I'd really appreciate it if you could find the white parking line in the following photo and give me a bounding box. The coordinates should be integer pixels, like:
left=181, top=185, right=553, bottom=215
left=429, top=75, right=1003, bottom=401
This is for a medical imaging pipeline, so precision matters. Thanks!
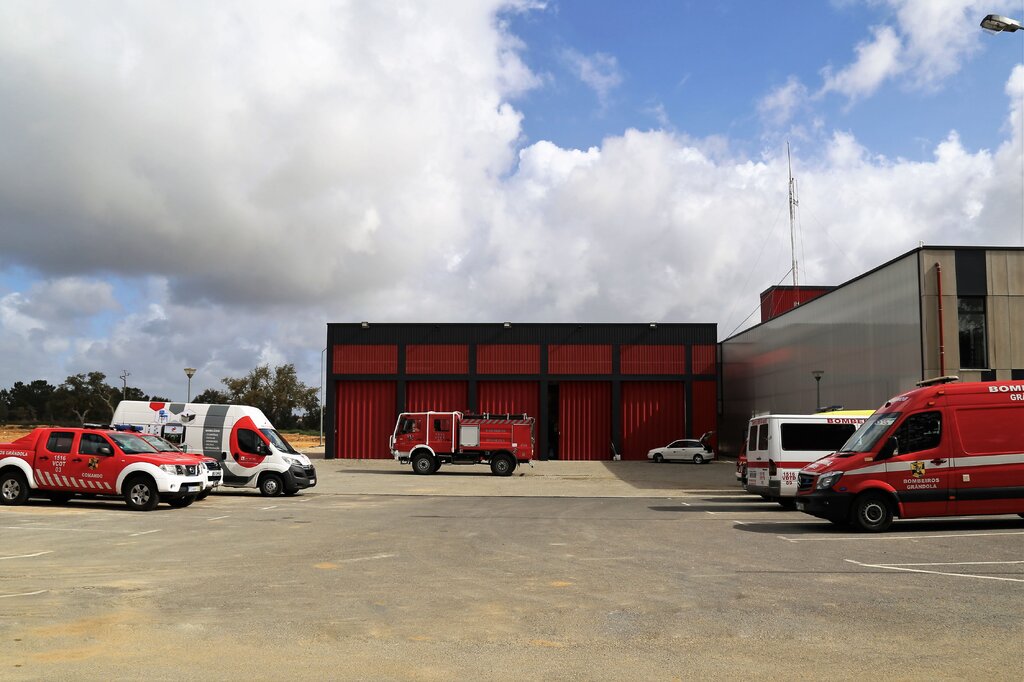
left=335, top=553, right=396, bottom=563
left=129, top=529, right=161, bottom=537
left=845, top=559, right=1024, bottom=583
left=0, top=550, right=53, bottom=561
left=206, top=515, right=230, bottom=521
left=261, top=505, right=278, bottom=510
left=0, top=590, right=48, bottom=599
left=778, top=531, right=1024, bottom=543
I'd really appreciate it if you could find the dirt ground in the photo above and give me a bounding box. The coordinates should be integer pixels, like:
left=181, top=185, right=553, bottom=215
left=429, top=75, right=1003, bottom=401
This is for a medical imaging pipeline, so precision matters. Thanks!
left=0, top=426, right=322, bottom=449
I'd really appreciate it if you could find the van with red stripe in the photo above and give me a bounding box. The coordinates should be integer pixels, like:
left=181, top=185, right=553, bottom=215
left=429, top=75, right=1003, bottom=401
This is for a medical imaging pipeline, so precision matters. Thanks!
left=112, top=401, right=317, bottom=497
left=796, top=377, right=1024, bottom=531
left=745, top=411, right=872, bottom=508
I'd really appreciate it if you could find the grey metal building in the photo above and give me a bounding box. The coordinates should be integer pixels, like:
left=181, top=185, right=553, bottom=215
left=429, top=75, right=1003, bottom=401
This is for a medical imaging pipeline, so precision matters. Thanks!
left=719, top=245, right=1024, bottom=455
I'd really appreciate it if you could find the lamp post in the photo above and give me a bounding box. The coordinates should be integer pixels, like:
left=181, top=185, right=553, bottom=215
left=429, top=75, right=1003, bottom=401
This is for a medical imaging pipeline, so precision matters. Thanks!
left=980, top=14, right=1022, bottom=32
left=812, top=370, right=824, bottom=411
left=184, top=367, right=196, bottom=403
left=320, top=347, right=327, bottom=446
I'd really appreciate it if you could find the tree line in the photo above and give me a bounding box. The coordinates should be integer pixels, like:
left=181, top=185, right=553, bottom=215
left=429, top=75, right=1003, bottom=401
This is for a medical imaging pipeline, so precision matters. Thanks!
left=0, top=364, right=319, bottom=430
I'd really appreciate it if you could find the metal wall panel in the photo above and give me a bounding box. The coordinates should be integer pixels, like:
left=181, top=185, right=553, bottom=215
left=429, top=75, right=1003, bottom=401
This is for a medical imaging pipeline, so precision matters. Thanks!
left=691, top=344, right=717, bottom=375
left=405, top=381, right=468, bottom=412
left=620, top=345, right=686, bottom=375
left=721, top=251, right=922, bottom=457
left=405, top=345, right=469, bottom=374
left=477, top=381, right=539, bottom=418
left=335, top=381, right=396, bottom=459
left=333, top=345, right=398, bottom=374
left=548, top=345, right=612, bottom=374
left=477, top=345, right=541, bottom=374
left=559, top=382, right=611, bottom=460
left=621, top=382, right=685, bottom=460
left=691, top=380, right=718, bottom=450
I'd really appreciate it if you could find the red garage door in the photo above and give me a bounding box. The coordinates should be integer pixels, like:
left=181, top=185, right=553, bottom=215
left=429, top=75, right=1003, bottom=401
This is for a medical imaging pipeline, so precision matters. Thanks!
left=621, top=382, right=685, bottom=460
left=335, top=381, right=396, bottom=459
left=559, top=382, right=611, bottom=460
left=405, top=381, right=468, bottom=413
left=691, top=380, right=718, bottom=450
left=478, top=381, right=539, bottom=419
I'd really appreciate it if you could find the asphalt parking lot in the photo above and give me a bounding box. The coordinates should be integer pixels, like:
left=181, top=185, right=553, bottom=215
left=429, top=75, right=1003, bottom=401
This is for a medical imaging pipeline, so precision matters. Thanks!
left=2, top=459, right=1022, bottom=680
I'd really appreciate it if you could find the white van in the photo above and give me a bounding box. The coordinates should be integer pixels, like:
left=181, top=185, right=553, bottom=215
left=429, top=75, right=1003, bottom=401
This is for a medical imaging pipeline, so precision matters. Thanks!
left=111, top=401, right=317, bottom=496
left=745, top=411, right=871, bottom=508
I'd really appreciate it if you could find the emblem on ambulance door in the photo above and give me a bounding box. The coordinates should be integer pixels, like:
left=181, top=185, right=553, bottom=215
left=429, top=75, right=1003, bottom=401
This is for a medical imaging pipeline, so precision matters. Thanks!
left=910, top=461, right=925, bottom=478
left=88, top=457, right=100, bottom=470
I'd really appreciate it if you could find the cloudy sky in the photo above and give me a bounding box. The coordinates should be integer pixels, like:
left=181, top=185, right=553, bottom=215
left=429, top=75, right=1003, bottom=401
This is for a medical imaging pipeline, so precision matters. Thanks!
left=1, top=0, right=1022, bottom=400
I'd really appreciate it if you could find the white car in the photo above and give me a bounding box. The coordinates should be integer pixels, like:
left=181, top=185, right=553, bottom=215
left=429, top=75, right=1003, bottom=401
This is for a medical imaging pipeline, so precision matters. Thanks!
left=647, top=433, right=714, bottom=464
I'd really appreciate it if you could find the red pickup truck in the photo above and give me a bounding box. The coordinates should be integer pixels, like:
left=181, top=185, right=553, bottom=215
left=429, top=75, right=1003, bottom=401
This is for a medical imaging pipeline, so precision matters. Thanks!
left=0, top=427, right=208, bottom=510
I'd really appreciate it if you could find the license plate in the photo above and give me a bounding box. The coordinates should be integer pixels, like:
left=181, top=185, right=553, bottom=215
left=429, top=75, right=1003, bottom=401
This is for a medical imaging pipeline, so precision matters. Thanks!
left=309, top=479, right=316, bottom=485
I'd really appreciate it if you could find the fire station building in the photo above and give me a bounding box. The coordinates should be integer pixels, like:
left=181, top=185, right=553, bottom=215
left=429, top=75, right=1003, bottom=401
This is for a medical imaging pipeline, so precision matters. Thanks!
left=720, top=245, right=1024, bottom=456
left=324, top=323, right=718, bottom=460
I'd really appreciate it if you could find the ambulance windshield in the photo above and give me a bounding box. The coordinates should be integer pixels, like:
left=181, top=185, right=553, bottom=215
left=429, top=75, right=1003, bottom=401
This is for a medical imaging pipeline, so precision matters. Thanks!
left=261, top=429, right=298, bottom=454
left=838, top=413, right=899, bottom=453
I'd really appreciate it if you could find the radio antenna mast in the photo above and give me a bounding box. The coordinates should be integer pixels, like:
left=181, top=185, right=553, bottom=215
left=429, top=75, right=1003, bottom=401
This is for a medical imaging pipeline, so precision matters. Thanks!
left=788, top=142, right=799, bottom=288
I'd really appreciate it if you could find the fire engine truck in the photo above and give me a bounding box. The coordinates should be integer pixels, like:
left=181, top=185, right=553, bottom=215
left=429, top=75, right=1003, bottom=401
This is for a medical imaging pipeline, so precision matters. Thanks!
left=390, top=411, right=535, bottom=476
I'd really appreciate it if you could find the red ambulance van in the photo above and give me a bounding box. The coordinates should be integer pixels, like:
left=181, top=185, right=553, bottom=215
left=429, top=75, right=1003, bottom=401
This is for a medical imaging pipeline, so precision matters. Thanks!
left=796, top=377, right=1024, bottom=531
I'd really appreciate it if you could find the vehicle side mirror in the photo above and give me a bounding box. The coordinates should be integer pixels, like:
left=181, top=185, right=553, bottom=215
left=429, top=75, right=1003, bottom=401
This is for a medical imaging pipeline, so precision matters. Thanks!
left=878, top=436, right=898, bottom=460
left=97, top=445, right=112, bottom=456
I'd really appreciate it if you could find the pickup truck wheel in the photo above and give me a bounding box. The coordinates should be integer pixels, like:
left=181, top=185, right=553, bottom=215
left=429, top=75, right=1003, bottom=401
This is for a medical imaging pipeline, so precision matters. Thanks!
left=411, top=452, right=435, bottom=475
left=692, top=453, right=705, bottom=465
left=490, top=454, right=515, bottom=477
left=0, top=470, right=29, bottom=505
left=196, top=490, right=210, bottom=501
left=851, top=492, right=893, bottom=532
left=167, top=494, right=197, bottom=509
left=259, top=473, right=284, bottom=496
left=124, top=475, right=160, bottom=511
left=653, top=453, right=663, bottom=463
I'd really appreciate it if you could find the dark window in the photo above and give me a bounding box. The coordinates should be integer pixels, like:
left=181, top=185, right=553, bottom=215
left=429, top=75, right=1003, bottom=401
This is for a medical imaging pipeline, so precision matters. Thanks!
left=747, top=425, right=757, bottom=451
left=1013, top=369, right=1024, bottom=381
left=46, top=432, right=74, bottom=454
left=757, top=424, right=769, bottom=450
left=237, top=429, right=263, bottom=455
left=667, top=440, right=685, bottom=448
left=893, top=411, right=942, bottom=455
left=78, top=433, right=110, bottom=455
left=780, top=423, right=858, bottom=451
left=958, top=297, right=987, bottom=369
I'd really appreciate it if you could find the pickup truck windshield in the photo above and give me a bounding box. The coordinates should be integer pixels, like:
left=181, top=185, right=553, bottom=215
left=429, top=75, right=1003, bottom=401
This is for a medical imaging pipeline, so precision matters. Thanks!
left=139, top=435, right=178, bottom=452
left=261, top=429, right=298, bottom=455
left=838, top=413, right=900, bottom=453
left=109, top=432, right=160, bottom=454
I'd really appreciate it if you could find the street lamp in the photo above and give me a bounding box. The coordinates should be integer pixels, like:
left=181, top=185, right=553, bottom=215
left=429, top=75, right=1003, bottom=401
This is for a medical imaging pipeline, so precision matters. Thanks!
left=812, top=370, right=824, bottom=411
left=320, top=347, right=327, bottom=446
left=980, top=14, right=1022, bottom=32
left=184, top=367, right=196, bottom=403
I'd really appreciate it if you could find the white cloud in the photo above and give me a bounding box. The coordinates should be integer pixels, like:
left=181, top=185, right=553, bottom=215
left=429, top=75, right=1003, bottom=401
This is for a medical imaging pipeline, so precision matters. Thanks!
left=820, top=25, right=905, bottom=100
left=758, top=76, right=810, bottom=125
left=560, top=49, right=624, bottom=106
left=0, top=2, right=1020, bottom=400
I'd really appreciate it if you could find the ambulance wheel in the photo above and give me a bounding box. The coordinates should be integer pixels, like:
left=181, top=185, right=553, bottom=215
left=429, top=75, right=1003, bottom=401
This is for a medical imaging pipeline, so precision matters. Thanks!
left=653, top=453, right=664, bottom=463
left=167, top=494, right=197, bottom=509
left=0, top=470, right=29, bottom=505
left=778, top=498, right=797, bottom=511
left=851, top=492, right=893, bottom=532
left=692, top=454, right=705, bottom=465
left=411, top=452, right=435, bottom=475
left=259, top=473, right=284, bottom=496
left=490, top=454, right=515, bottom=477
left=124, top=475, right=160, bottom=511
left=284, top=488, right=300, bottom=496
